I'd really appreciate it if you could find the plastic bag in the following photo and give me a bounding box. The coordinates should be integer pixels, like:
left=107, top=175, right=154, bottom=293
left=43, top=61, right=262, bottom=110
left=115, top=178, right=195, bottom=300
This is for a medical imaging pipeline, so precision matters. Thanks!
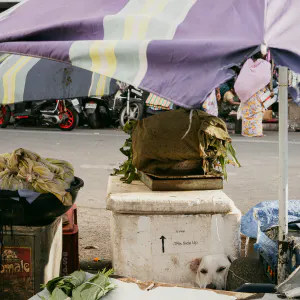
left=234, top=59, right=271, bottom=103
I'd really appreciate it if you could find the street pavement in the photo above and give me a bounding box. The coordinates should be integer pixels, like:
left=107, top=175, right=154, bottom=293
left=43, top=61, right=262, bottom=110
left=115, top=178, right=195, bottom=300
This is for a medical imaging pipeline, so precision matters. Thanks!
left=1, top=128, right=300, bottom=261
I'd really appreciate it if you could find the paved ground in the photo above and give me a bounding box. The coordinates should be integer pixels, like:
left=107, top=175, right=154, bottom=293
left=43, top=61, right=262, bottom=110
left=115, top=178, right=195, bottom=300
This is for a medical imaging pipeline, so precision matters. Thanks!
left=1, top=128, right=300, bottom=262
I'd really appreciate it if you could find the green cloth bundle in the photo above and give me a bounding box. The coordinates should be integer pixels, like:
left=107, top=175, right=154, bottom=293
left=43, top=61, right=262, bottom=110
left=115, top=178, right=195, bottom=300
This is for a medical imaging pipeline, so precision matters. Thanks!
left=114, top=109, right=240, bottom=183
left=132, top=109, right=240, bottom=179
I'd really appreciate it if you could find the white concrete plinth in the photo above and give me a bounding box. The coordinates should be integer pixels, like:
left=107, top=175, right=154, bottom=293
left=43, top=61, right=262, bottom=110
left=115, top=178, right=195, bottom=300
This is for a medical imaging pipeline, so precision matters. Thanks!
left=107, top=176, right=241, bottom=286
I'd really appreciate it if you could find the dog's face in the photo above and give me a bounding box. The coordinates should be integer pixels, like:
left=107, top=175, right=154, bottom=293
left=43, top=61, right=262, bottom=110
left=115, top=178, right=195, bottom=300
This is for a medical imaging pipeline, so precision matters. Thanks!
left=190, top=254, right=233, bottom=290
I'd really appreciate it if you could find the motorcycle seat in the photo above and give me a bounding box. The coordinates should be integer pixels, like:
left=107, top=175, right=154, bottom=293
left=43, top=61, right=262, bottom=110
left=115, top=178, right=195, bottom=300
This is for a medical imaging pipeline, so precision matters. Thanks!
left=14, top=111, right=30, bottom=117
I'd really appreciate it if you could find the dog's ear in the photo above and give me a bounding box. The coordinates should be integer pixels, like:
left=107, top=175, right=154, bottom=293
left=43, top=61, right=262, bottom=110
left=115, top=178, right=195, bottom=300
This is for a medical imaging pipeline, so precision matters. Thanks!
left=227, top=255, right=236, bottom=263
left=190, top=258, right=201, bottom=273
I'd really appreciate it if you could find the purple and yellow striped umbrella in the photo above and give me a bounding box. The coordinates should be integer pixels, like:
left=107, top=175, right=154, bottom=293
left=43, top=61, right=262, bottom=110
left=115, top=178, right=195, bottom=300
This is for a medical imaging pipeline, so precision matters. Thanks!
left=0, top=55, right=118, bottom=104
left=0, top=53, right=118, bottom=104
left=1, top=0, right=299, bottom=107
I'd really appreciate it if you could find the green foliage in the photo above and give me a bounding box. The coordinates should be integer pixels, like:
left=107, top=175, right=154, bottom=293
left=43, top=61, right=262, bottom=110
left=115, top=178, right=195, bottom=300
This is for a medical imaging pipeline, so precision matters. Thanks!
left=41, top=270, right=86, bottom=297
left=204, top=137, right=240, bottom=180
left=112, top=120, right=139, bottom=183
left=40, top=269, right=116, bottom=300
left=72, top=269, right=116, bottom=300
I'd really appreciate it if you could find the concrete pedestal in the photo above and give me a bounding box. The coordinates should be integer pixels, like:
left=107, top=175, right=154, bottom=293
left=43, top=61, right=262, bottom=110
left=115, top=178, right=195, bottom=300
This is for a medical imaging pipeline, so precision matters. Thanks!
left=107, top=176, right=241, bottom=286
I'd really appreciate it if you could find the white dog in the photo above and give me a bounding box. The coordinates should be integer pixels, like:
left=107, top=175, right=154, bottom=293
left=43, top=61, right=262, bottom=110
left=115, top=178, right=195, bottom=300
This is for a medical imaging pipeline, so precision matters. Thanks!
left=190, top=254, right=234, bottom=290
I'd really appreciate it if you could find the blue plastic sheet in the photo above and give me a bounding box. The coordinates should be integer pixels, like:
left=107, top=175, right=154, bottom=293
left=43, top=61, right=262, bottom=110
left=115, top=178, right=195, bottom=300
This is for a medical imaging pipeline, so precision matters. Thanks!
left=255, top=226, right=300, bottom=271
left=241, top=200, right=300, bottom=239
left=241, top=200, right=300, bottom=271
left=255, top=231, right=278, bottom=266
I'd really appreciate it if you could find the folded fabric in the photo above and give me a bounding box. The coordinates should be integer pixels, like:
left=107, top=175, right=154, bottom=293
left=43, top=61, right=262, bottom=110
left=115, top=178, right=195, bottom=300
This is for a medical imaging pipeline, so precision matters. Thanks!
left=145, top=93, right=173, bottom=110
left=234, top=58, right=271, bottom=103
left=11, top=189, right=41, bottom=204
left=0, top=148, right=74, bottom=206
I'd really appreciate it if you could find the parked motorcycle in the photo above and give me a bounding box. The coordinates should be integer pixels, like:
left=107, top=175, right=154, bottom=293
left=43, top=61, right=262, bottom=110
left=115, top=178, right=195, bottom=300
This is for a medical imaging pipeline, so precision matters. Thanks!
left=118, top=85, right=148, bottom=128
left=0, top=99, right=80, bottom=131
left=84, top=83, right=148, bottom=128
left=0, top=105, right=11, bottom=128
left=68, top=98, right=89, bottom=127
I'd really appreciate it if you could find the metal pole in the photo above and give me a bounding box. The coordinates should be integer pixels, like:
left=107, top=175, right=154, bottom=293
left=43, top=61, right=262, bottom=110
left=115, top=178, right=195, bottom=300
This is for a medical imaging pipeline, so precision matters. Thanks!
left=277, top=66, right=289, bottom=284
left=270, top=59, right=274, bottom=91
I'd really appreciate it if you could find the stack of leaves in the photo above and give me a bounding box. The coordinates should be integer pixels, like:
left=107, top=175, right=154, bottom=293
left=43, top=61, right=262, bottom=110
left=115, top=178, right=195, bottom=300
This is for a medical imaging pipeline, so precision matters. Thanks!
left=114, top=109, right=240, bottom=182
left=41, top=269, right=116, bottom=300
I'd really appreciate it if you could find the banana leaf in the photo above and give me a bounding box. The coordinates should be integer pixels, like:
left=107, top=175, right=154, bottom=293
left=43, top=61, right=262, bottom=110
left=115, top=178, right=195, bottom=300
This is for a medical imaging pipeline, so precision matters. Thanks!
left=72, top=270, right=116, bottom=300
left=41, top=270, right=86, bottom=297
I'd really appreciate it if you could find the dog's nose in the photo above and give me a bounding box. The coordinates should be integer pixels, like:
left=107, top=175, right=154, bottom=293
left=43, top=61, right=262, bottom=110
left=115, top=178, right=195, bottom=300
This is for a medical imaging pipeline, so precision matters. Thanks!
left=206, top=283, right=217, bottom=290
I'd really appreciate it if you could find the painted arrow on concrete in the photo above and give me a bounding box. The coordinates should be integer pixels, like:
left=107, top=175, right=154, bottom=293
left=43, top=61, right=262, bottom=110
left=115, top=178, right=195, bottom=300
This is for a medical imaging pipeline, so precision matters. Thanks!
left=160, top=236, right=166, bottom=253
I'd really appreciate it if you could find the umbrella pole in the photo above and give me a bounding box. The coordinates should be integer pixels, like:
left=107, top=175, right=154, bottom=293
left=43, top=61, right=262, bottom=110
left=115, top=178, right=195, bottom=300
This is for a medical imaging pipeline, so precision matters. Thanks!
left=270, top=59, right=274, bottom=91
left=277, top=66, right=289, bottom=284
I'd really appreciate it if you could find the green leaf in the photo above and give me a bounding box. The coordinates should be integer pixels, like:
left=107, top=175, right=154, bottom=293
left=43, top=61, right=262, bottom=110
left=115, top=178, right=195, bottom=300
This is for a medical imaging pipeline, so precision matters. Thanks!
left=72, top=270, right=116, bottom=300
left=42, top=270, right=86, bottom=297
left=123, top=139, right=132, bottom=148
left=67, top=270, right=86, bottom=288
left=112, top=120, right=139, bottom=183
left=218, top=155, right=227, bottom=180
left=42, top=277, right=65, bottom=294
left=120, top=148, right=130, bottom=157
left=227, top=143, right=241, bottom=167
left=49, top=288, right=69, bottom=300
left=126, top=171, right=137, bottom=184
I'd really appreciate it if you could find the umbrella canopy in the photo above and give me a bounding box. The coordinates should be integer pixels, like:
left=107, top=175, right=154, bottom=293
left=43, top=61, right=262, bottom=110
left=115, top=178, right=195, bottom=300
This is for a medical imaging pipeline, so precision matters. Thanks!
left=0, top=0, right=299, bottom=107
left=0, top=53, right=117, bottom=104
left=0, top=0, right=283, bottom=107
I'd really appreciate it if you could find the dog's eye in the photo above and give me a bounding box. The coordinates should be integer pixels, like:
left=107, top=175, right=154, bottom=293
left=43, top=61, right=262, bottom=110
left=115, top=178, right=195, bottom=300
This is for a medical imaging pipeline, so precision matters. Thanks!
left=217, top=267, right=226, bottom=273
left=200, top=269, right=208, bottom=274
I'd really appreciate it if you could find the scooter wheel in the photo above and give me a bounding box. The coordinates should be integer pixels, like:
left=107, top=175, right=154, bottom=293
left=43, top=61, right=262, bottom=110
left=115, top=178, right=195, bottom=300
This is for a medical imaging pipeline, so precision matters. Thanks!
left=119, top=101, right=144, bottom=128
left=88, top=109, right=103, bottom=129
left=0, top=105, right=11, bottom=129
left=59, top=107, right=79, bottom=131
left=87, top=105, right=109, bottom=129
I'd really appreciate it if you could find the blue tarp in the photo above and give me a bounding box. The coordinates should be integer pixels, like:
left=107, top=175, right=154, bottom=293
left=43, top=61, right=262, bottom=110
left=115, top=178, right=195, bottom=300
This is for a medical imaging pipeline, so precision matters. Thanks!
left=241, top=200, right=300, bottom=270
left=241, top=200, right=300, bottom=239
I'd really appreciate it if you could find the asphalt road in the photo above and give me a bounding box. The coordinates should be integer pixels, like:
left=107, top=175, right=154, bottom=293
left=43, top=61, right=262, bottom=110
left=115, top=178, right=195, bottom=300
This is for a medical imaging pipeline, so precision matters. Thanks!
left=1, top=128, right=300, bottom=260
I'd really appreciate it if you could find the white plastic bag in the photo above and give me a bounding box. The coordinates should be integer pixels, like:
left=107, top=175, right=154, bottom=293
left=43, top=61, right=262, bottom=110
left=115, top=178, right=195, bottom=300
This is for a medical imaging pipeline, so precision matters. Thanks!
left=234, top=58, right=271, bottom=103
